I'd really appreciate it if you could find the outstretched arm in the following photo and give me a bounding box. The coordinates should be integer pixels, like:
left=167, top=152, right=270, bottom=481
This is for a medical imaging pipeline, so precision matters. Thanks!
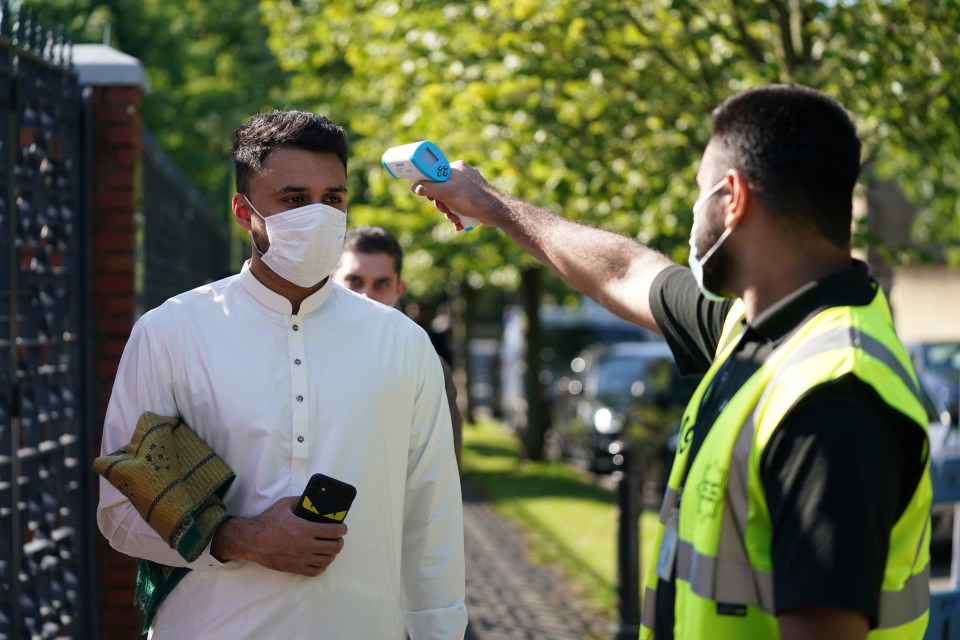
left=413, top=162, right=675, bottom=332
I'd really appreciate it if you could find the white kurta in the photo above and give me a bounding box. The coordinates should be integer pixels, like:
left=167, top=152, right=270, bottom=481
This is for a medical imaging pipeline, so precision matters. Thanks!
left=97, top=263, right=467, bottom=639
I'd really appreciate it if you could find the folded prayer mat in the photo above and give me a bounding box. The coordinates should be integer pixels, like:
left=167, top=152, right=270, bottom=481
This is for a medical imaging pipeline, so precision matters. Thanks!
left=94, top=412, right=236, bottom=633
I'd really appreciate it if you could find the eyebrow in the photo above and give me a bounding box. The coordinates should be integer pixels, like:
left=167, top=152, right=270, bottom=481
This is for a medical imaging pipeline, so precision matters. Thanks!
left=269, top=183, right=348, bottom=196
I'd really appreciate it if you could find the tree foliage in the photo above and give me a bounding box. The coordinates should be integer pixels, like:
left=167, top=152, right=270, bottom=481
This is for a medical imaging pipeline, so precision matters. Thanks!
left=259, top=0, right=960, bottom=294
left=26, top=0, right=960, bottom=284
left=26, top=0, right=286, bottom=216
left=254, top=0, right=959, bottom=457
left=22, top=0, right=959, bottom=459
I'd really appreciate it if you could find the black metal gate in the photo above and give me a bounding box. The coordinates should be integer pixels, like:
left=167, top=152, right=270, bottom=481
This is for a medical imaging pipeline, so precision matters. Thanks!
left=0, top=4, right=95, bottom=638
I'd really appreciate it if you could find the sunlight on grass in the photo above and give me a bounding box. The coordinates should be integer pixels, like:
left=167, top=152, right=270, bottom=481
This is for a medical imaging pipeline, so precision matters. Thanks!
left=462, top=419, right=661, bottom=617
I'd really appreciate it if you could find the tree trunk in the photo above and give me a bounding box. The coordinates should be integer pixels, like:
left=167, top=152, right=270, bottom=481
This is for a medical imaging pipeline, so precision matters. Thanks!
left=521, top=266, right=546, bottom=461
left=449, top=280, right=470, bottom=422
left=459, top=279, right=478, bottom=422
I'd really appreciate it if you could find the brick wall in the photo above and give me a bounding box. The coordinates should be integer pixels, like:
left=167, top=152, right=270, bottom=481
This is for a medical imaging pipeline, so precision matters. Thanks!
left=89, top=84, right=143, bottom=640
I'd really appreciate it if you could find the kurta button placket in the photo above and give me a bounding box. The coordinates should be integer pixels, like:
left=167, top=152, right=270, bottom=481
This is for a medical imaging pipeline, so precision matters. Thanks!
left=290, top=316, right=309, bottom=486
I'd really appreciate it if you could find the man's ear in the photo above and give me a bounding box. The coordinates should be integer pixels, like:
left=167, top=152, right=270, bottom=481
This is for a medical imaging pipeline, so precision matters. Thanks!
left=397, top=280, right=407, bottom=299
left=723, top=170, right=751, bottom=228
left=232, top=193, right=252, bottom=231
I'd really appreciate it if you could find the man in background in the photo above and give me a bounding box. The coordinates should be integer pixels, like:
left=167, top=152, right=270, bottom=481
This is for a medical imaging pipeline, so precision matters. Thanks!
left=332, top=225, right=463, bottom=470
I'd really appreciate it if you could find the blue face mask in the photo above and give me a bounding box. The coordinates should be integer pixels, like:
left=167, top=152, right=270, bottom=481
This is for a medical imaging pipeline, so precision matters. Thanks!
left=688, top=179, right=734, bottom=301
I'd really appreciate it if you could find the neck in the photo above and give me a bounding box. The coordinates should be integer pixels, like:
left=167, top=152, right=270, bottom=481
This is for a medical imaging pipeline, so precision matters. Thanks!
left=737, top=244, right=850, bottom=322
left=249, top=256, right=327, bottom=315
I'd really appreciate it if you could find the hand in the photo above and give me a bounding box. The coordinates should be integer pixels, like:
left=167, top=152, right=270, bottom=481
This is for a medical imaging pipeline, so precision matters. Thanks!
left=412, top=161, right=503, bottom=230
left=211, top=496, right=347, bottom=576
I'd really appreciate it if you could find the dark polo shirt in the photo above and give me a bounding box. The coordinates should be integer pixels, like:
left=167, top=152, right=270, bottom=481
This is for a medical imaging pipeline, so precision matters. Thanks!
left=649, top=261, right=927, bottom=638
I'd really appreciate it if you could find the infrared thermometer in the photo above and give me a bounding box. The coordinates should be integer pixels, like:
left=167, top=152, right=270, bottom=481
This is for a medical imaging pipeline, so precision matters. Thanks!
left=382, top=141, right=482, bottom=231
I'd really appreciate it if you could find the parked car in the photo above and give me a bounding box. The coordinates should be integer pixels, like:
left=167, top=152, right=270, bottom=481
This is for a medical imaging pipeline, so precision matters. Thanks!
left=907, top=341, right=960, bottom=426
left=925, top=379, right=960, bottom=550
left=498, top=299, right=658, bottom=432
left=549, top=340, right=701, bottom=482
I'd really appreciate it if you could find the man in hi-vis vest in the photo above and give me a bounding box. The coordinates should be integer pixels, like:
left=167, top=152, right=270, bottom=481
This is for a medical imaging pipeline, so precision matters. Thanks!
left=413, top=84, right=931, bottom=640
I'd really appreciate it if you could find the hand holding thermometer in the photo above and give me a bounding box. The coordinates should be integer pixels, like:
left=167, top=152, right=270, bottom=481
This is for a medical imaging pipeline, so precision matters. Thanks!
left=382, top=141, right=482, bottom=231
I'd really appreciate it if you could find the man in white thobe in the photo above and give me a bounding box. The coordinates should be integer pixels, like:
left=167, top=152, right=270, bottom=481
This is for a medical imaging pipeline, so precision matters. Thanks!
left=97, top=110, right=467, bottom=639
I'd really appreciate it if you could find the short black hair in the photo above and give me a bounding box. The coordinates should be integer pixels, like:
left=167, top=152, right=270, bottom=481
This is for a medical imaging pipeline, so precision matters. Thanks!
left=710, top=84, right=861, bottom=247
left=233, top=110, right=349, bottom=195
left=343, top=226, right=403, bottom=276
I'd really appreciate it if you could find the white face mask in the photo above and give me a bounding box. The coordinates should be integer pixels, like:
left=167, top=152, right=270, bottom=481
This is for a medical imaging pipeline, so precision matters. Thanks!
left=688, top=179, right=734, bottom=302
left=245, top=196, right=347, bottom=288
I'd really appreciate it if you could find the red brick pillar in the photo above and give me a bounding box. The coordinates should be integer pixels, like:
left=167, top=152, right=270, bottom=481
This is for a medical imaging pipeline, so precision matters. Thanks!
left=75, top=44, right=149, bottom=640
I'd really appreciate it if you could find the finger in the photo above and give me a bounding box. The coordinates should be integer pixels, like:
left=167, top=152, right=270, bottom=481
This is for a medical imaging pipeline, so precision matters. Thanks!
left=443, top=212, right=464, bottom=231
left=308, top=522, right=347, bottom=539
left=311, top=536, right=345, bottom=555
left=297, top=564, right=328, bottom=577
left=305, top=553, right=337, bottom=568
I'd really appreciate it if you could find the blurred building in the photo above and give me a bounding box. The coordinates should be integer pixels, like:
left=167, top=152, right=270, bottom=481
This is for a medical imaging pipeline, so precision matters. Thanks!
left=854, top=181, right=960, bottom=342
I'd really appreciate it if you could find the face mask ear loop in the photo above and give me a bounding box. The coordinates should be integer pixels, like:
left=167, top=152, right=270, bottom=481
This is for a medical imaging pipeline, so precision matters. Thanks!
left=691, top=179, right=733, bottom=268
left=698, top=223, right=735, bottom=267
left=243, top=195, right=268, bottom=257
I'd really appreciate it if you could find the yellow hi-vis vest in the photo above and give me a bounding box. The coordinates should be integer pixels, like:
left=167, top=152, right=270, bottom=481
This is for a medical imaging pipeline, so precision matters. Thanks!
left=640, top=290, right=932, bottom=640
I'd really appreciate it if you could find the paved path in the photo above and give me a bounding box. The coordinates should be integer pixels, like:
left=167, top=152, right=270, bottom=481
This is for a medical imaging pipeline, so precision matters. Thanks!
left=462, top=485, right=613, bottom=640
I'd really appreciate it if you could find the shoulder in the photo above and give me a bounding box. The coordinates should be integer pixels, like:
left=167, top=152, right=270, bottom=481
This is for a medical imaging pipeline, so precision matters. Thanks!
left=766, top=375, right=926, bottom=463
left=136, top=275, right=241, bottom=335
left=329, top=284, right=428, bottom=338
left=763, top=374, right=926, bottom=509
left=649, top=265, right=737, bottom=374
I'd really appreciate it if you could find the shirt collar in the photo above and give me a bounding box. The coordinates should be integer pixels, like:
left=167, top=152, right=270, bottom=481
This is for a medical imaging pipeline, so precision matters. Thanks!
left=239, top=261, right=334, bottom=315
left=749, top=259, right=878, bottom=342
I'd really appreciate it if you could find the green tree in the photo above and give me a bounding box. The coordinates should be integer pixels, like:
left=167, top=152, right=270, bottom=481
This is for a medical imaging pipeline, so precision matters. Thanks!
left=27, top=0, right=958, bottom=456
left=27, top=0, right=285, bottom=219
left=258, top=0, right=958, bottom=458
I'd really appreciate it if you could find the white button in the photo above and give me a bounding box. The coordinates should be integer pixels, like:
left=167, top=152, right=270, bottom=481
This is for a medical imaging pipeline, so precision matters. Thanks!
left=294, top=358, right=302, bottom=365
left=297, top=435, right=304, bottom=443
left=293, top=324, right=299, bottom=331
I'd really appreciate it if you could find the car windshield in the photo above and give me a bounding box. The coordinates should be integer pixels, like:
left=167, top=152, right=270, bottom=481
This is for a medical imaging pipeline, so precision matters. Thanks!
left=541, top=326, right=649, bottom=374
left=596, top=356, right=649, bottom=397
left=918, top=383, right=946, bottom=424
left=923, top=343, right=960, bottom=379
left=596, top=354, right=700, bottom=405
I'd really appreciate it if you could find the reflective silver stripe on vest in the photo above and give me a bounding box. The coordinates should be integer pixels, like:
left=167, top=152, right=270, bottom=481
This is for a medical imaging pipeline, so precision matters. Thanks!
left=675, top=539, right=775, bottom=612
left=878, top=562, right=930, bottom=628
left=660, top=487, right=679, bottom=524
left=671, top=322, right=925, bottom=623
left=642, top=586, right=657, bottom=628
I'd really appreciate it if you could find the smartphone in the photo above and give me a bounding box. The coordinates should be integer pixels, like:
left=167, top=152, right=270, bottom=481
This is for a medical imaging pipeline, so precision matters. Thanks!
left=294, top=473, right=357, bottom=524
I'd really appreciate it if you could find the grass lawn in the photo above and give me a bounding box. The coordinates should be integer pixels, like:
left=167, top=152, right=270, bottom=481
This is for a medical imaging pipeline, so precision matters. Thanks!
left=461, top=419, right=661, bottom=618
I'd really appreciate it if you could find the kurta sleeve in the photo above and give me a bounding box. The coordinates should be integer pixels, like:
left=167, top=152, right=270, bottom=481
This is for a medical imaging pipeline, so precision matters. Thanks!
left=96, top=310, right=233, bottom=571
left=401, top=331, right=468, bottom=639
